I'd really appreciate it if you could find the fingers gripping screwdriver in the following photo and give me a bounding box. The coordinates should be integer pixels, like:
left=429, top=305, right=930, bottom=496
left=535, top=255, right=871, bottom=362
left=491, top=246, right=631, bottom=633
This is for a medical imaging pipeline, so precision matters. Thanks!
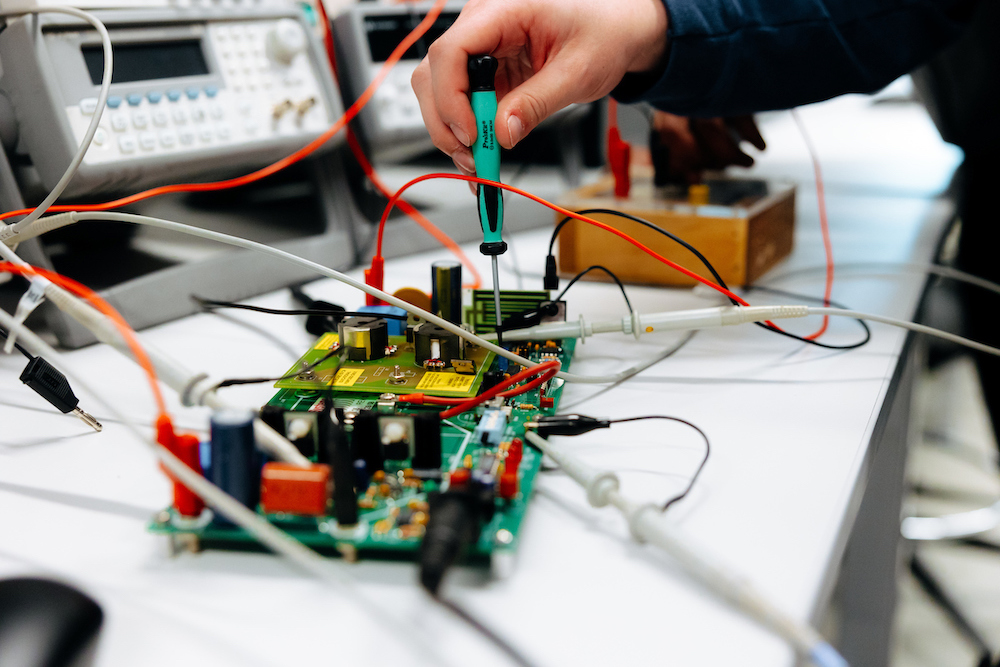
left=468, top=55, right=506, bottom=341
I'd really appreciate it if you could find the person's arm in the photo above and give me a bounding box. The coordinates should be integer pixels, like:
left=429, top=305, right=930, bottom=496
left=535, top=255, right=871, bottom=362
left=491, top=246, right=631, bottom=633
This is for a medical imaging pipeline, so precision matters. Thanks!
left=616, top=0, right=978, bottom=116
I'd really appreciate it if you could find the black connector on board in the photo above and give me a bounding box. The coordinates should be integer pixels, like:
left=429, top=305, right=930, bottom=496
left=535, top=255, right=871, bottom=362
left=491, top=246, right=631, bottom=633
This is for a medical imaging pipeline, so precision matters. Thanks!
left=543, top=255, right=559, bottom=290
left=419, top=490, right=484, bottom=595
left=19, top=357, right=102, bottom=432
left=526, top=414, right=611, bottom=437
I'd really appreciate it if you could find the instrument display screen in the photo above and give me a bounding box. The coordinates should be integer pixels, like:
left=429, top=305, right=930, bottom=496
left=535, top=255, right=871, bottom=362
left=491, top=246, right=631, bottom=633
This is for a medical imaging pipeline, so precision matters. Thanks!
left=82, top=40, right=210, bottom=84
left=364, top=12, right=459, bottom=63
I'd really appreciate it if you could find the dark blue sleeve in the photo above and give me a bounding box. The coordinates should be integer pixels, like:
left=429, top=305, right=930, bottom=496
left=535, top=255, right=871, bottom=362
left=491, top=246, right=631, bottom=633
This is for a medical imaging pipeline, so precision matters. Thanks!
left=614, top=0, right=977, bottom=116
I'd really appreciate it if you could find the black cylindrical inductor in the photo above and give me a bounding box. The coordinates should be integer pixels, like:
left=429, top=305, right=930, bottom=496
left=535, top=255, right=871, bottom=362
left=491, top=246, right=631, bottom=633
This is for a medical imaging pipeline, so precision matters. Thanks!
left=431, top=260, right=462, bottom=324
left=414, top=323, right=461, bottom=366
left=209, top=408, right=261, bottom=523
left=338, top=316, right=389, bottom=361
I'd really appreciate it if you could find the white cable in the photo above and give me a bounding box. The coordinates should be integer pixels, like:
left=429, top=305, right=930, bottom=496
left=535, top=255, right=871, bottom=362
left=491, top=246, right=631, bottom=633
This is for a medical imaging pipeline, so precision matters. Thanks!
left=807, top=307, right=1000, bottom=357
left=524, top=430, right=848, bottom=667
left=0, top=6, right=112, bottom=233
left=0, top=306, right=447, bottom=665
left=11, top=210, right=639, bottom=384
left=0, top=240, right=310, bottom=467
left=482, top=305, right=810, bottom=342
left=764, top=261, right=1000, bottom=298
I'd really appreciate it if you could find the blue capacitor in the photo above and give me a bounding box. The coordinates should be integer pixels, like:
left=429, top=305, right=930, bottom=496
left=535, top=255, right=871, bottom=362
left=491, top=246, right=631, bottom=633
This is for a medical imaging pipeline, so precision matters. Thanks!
left=209, top=408, right=261, bottom=523
left=357, top=305, right=408, bottom=335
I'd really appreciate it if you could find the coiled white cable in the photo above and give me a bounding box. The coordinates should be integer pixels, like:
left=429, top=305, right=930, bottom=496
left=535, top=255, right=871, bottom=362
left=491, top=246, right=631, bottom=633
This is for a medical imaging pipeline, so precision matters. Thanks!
left=0, top=6, right=113, bottom=233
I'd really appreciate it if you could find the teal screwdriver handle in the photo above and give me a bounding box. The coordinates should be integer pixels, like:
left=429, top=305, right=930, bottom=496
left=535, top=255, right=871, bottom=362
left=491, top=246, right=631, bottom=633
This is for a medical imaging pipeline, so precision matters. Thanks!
left=469, top=55, right=506, bottom=256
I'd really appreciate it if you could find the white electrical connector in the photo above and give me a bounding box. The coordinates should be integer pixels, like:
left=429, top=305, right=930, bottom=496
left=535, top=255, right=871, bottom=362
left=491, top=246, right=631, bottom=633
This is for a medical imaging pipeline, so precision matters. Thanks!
left=3, top=275, right=47, bottom=353
left=524, top=430, right=848, bottom=667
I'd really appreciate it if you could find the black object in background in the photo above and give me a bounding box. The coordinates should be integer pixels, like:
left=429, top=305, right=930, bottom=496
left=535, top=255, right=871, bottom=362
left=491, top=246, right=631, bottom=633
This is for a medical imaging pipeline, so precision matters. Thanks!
left=0, top=577, right=103, bottom=667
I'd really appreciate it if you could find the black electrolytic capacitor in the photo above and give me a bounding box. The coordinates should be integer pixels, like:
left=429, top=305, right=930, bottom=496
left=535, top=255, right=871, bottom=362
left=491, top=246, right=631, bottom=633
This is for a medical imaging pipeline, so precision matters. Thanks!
left=431, top=260, right=462, bottom=324
left=210, top=408, right=261, bottom=523
left=412, top=412, right=442, bottom=470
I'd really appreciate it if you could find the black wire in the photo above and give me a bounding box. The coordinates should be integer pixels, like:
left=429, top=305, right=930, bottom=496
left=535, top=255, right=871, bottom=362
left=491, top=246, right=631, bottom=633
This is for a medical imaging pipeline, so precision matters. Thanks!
left=212, top=349, right=344, bottom=390
left=193, top=297, right=408, bottom=321
left=608, top=415, right=711, bottom=513
left=551, top=208, right=870, bottom=350
left=432, top=595, right=539, bottom=667
left=556, top=265, right=633, bottom=312
left=0, top=324, right=33, bottom=359
left=747, top=285, right=871, bottom=350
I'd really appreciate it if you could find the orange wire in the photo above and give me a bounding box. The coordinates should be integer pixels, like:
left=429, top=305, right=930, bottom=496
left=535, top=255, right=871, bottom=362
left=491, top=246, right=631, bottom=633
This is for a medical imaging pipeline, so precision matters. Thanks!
left=0, top=262, right=169, bottom=419
left=0, top=0, right=449, bottom=223
left=375, top=173, right=754, bottom=308
left=792, top=110, right=834, bottom=340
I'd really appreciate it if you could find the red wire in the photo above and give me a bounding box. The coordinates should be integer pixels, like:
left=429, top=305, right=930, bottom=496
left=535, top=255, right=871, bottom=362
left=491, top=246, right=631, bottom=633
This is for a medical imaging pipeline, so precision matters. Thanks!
left=345, top=131, right=484, bottom=289
left=0, top=0, right=449, bottom=223
left=373, top=173, right=753, bottom=307
left=399, top=360, right=561, bottom=419
left=313, top=3, right=483, bottom=290
left=792, top=110, right=834, bottom=340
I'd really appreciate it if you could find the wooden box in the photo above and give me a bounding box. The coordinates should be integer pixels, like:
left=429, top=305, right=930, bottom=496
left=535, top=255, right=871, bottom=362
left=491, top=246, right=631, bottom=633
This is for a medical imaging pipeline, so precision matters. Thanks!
left=556, top=174, right=796, bottom=287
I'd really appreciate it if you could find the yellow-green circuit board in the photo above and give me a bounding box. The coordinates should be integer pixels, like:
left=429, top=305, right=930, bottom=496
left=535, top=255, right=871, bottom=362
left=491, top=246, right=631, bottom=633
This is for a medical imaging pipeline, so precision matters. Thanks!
left=274, top=333, right=495, bottom=397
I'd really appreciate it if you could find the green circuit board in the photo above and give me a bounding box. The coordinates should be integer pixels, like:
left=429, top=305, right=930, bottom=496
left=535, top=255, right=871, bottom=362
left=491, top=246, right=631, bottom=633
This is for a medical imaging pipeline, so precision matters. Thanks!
left=150, top=337, right=575, bottom=564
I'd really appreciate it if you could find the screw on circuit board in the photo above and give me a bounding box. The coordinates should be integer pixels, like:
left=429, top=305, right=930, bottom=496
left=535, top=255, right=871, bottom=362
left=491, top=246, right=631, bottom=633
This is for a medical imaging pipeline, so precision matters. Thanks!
left=494, top=529, right=514, bottom=546
left=388, top=364, right=406, bottom=385
left=296, top=360, right=317, bottom=381
left=156, top=511, right=171, bottom=525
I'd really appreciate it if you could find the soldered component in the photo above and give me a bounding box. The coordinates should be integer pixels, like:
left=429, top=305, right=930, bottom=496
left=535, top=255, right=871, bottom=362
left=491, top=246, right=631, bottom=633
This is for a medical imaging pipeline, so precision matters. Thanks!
left=324, top=415, right=358, bottom=526
left=338, top=316, right=389, bottom=361
left=351, top=410, right=384, bottom=474
left=259, top=404, right=319, bottom=459
left=260, top=463, right=331, bottom=516
left=422, top=359, right=446, bottom=371
left=472, top=409, right=507, bottom=447
left=499, top=472, right=518, bottom=500
left=414, top=323, right=461, bottom=367
left=452, top=359, right=476, bottom=375
left=379, top=415, right=415, bottom=461
left=171, top=433, right=205, bottom=518
left=412, top=412, right=442, bottom=470
left=209, top=409, right=261, bottom=521
left=431, top=260, right=463, bottom=324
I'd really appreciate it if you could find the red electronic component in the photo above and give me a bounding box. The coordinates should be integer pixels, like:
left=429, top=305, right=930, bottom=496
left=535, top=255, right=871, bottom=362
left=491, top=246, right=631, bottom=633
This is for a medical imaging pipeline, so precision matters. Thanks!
left=172, top=434, right=205, bottom=517
left=449, top=468, right=471, bottom=488
left=507, top=438, right=523, bottom=472
left=499, top=472, right=518, bottom=500
left=260, top=463, right=331, bottom=516
left=540, top=396, right=554, bottom=409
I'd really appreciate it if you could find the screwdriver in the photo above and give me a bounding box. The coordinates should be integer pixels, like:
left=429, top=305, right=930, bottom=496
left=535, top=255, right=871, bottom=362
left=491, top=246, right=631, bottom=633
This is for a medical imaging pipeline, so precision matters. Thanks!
left=468, top=55, right=506, bottom=344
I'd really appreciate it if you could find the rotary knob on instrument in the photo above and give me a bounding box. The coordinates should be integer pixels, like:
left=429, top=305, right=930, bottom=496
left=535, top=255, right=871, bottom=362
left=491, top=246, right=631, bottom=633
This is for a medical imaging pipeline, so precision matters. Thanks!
left=266, top=18, right=306, bottom=66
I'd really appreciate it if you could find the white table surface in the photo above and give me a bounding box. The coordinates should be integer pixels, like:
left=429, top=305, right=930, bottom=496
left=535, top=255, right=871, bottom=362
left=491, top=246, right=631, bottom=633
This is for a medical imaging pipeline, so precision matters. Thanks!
left=0, top=84, right=964, bottom=667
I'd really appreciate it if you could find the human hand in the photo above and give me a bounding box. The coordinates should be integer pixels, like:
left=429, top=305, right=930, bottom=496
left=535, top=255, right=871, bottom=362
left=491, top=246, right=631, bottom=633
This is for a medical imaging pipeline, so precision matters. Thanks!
left=411, top=0, right=669, bottom=180
left=650, top=112, right=767, bottom=186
